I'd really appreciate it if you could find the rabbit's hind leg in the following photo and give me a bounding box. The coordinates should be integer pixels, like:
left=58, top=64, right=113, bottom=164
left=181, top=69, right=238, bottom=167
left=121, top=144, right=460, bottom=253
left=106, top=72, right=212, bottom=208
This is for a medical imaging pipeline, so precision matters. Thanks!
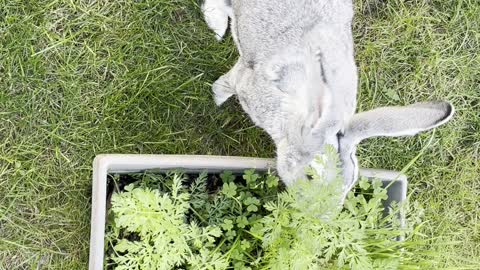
left=212, top=59, right=243, bottom=106
left=212, top=73, right=235, bottom=106
left=202, top=0, right=232, bottom=41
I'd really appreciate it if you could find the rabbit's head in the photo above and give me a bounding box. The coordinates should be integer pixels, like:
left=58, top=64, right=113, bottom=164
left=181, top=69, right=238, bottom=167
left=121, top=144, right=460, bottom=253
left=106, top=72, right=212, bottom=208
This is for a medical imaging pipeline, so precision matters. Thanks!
left=242, top=49, right=349, bottom=186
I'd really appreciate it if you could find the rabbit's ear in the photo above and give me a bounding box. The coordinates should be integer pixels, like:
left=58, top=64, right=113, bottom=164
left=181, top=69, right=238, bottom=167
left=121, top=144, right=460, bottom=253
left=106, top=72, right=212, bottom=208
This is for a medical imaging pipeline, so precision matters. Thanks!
left=343, top=101, right=454, bottom=144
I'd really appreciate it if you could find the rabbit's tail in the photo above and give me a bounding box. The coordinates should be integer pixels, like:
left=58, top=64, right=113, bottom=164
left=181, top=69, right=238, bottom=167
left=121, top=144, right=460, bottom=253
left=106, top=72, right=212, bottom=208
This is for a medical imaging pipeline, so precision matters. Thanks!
left=202, top=0, right=231, bottom=41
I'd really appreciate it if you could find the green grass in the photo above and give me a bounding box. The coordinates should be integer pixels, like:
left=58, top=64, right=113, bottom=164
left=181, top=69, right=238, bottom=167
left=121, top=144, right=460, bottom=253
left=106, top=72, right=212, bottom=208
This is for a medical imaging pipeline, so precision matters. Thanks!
left=0, top=0, right=478, bottom=269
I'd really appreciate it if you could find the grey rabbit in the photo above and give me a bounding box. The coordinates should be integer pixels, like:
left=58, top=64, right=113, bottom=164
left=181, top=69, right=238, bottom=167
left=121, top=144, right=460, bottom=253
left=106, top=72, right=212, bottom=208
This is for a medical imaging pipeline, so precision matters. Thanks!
left=202, top=0, right=454, bottom=200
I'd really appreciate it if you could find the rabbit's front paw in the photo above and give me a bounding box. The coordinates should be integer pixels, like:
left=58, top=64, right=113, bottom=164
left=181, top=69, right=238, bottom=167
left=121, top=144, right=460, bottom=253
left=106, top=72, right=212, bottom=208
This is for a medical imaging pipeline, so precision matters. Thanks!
left=212, top=79, right=234, bottom=106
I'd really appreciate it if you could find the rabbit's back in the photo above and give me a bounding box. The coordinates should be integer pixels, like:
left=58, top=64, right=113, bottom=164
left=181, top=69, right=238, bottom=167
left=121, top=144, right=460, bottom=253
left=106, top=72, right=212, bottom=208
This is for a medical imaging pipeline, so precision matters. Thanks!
left=232, top=0, right=353, bottom=63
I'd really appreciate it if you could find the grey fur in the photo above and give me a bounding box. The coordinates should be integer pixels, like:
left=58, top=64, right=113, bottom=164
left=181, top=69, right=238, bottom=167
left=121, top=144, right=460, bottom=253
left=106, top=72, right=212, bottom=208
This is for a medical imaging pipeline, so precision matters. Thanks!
left=202, top=0, right=454, bottom=198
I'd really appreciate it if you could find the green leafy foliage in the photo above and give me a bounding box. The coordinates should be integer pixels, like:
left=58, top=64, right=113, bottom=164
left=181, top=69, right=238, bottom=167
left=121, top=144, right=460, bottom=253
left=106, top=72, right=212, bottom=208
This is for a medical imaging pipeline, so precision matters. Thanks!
left=106, top=152, right=442, bottom=269
left=222, top=182, right=237, bottom=198
left=107, top=175, right=226, bottom=269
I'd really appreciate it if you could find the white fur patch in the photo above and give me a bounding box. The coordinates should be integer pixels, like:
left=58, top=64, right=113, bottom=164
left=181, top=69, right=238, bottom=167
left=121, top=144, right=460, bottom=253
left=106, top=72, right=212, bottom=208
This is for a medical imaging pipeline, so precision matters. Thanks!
left=202, top=0, right=230, bottom=41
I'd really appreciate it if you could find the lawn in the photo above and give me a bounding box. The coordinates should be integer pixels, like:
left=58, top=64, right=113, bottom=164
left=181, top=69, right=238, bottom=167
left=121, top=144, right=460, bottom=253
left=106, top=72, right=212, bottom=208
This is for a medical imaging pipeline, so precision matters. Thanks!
left=0, top=0, right=478, bottom=269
